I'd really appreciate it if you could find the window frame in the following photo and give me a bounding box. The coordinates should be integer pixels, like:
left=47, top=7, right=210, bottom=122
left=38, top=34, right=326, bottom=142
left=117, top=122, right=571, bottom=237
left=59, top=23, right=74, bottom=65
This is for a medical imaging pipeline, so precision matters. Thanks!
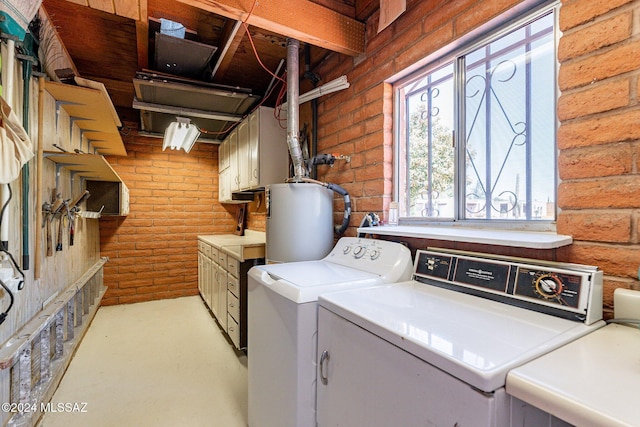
left=393, top=1, right=560, bottom=232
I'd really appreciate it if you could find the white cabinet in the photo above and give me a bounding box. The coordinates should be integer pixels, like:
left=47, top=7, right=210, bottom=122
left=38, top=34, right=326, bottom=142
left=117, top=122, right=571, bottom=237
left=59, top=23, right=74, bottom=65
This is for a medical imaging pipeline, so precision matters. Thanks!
left=218, top=128, right=239, bottom=203
left=198, top=234, right=265, bottom=350
left=197, top=240, right=258, bottom=349
left=248, top=110, right=261, bottom=188
left=197, top=241, right=215, bottom=312
left=218, top=168, right=230, bottom=204
left=225, top=255, right=242, bottom=348
left=213, top=263, right=228, bottom=332
left=218, top=137, right=229, bottom=171
left=217, top=106, right=287, bottom=202
left=197, top=251, right=205, bottom=296
left=240, top=106, right=288, bottom=191
left=237, top=119, right=251, bottom=190
left=228, top=129, right=240, bottom=193
left=200, top=245, right=228, bottom=333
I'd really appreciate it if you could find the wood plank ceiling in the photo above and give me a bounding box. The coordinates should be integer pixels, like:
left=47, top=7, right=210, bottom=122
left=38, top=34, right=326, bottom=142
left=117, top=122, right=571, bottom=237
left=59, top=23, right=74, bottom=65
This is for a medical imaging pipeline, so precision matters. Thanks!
left=39, top=0, right=374, bottom=138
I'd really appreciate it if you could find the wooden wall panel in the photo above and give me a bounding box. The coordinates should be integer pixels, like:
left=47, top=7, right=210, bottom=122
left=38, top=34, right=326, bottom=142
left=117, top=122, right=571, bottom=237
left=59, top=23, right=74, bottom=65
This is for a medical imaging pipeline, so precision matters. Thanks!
left=0, top=13, right=104, bottom=423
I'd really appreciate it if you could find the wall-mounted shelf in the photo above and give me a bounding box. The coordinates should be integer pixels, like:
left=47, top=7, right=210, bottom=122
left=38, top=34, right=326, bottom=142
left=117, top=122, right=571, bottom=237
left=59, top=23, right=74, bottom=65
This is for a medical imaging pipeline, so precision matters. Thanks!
left=44, top=152, right=130, bottom=216
left=44, top=152, right=124, bottom=182
left=44, top=80, right=126, bottom=156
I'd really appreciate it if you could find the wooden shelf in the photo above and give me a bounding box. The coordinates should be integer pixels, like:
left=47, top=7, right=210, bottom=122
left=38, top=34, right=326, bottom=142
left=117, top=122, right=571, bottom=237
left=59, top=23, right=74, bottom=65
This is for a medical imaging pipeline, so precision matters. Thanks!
left=45, top=80, right=126, bottom=156
left=44, top=152, right=124, bottom=182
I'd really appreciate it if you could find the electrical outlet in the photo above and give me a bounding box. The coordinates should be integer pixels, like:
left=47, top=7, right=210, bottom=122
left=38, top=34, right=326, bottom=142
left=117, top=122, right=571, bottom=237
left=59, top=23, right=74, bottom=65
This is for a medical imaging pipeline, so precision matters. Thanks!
left=614, top=288, right=640, bottom=320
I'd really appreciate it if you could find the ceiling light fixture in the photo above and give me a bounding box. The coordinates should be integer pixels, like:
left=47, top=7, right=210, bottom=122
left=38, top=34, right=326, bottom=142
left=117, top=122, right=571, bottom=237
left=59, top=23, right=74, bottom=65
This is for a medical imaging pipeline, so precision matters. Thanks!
left=162, top=117, right=201, bottom=153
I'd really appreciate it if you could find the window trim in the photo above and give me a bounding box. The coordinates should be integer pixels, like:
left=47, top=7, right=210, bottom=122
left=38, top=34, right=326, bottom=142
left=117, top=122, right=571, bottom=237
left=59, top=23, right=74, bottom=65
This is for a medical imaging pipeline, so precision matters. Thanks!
left=392, top=0, right=560, bottom=233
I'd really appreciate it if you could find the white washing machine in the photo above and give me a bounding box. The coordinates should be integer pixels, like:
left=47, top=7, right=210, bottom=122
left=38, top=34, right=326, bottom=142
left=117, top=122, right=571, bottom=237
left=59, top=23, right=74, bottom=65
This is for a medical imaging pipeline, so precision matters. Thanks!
left=316, top=248, right=605, bottom=427
left=247, top=237, right=413, bottom=427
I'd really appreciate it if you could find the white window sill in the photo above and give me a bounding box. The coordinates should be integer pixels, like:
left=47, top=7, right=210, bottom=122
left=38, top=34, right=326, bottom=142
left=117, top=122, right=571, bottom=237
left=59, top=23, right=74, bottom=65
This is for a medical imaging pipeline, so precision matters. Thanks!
left=358, top=225, right=572, bottom=249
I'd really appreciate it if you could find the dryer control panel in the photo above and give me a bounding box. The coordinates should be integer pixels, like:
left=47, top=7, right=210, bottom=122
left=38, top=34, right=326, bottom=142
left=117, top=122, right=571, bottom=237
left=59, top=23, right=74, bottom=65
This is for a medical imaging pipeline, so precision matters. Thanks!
left=413, top=249, right=603, bottom=324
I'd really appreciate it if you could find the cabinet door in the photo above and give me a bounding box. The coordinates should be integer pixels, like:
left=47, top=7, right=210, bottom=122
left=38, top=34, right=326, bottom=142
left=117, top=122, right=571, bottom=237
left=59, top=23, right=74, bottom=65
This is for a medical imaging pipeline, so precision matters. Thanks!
left=204, top=256, right=213, bottom=310
left=238, top=119, right=251, bottom=190
left=228, top=129, right=240, bottom=192
left=197, top=252, right=204, bottom=296
left=217, top=265, right=228, bottom=331
left=209, top=261, right=219, bottom=317
left=316, top=307, right=498, bottom=427
left=248, top=109, right=260, bottom=188
left=219, top=168, right=230, bottom=202
left=219, top=138, right=229, bottom=171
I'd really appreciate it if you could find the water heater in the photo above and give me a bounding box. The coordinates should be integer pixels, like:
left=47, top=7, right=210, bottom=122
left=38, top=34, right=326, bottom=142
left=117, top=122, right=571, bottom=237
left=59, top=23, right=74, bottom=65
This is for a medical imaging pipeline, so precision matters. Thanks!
left=266, top=182, right=334, bottom=263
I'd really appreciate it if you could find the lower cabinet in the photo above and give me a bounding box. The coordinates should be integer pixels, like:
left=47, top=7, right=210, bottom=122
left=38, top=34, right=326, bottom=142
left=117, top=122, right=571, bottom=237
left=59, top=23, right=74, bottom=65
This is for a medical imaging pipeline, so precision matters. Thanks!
left=197, top=240, right=263, bottom=350
left=212, top=262, right=227, bottom=332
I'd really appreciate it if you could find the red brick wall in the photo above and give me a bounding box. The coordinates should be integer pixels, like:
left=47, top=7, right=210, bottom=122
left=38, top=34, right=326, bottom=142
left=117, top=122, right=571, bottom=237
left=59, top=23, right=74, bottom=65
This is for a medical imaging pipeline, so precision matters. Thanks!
left=556, top=0, right=640, bottom=314
left=311, top=0, right=640, bottom=316
left=100, top=133, right=237, bottom=305
left=313, top=0, right=535, bottom=230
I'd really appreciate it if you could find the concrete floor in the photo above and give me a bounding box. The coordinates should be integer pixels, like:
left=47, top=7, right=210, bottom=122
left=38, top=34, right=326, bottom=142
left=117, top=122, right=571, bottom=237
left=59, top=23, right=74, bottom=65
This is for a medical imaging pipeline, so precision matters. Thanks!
left=39, top=296, right=248, bottom=427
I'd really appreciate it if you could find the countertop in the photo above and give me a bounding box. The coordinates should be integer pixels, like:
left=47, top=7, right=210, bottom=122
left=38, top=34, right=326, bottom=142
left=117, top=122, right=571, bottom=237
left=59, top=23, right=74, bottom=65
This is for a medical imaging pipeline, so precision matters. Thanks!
left=198, top=230, right=265, bottom=261
left=506, top=323, right=640, bottom=427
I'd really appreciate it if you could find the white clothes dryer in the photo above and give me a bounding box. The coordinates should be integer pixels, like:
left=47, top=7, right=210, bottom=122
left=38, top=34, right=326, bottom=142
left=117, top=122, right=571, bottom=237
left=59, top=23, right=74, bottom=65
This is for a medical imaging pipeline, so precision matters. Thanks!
left=247, top=237, right=413, bottom=427
left=316, top=248, right=605, bottom=426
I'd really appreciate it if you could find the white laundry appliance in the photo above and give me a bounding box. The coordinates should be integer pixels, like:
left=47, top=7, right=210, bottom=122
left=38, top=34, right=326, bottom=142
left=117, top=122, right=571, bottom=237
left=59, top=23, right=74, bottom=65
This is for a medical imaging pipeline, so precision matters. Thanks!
left=247, top=237, right=413, bottom=427
left=316, top=248, right=605, bottom=427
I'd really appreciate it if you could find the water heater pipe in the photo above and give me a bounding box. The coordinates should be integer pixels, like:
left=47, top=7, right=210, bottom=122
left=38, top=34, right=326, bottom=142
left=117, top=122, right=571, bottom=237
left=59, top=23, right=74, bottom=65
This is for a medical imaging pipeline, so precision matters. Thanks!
left=286, top=38, right=307, bottom=179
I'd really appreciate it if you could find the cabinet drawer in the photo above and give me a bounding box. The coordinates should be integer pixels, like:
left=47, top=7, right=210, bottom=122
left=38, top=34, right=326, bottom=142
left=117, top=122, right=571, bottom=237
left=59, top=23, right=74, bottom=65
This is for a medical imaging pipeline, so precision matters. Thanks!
left=198, top=241, right=207, bottom=253
left=226, top=256, right=239, bottom=277
left=201, top=242, right=211, bottom=258
left=227, top=274, right=239, bottom=296
left=210, top=246, right=219, bottom=264
left=227, top=314, right=240, bottom=349
left=218, top=251, right=228, bottom=270
left=227, top=292, right=240, bottom=322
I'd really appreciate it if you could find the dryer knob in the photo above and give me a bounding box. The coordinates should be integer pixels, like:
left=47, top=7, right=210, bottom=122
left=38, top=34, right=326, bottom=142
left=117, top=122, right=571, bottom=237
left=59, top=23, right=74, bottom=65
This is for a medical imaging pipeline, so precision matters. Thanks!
left=353, top=246, right=366, bottom=258
left=343, top=245, right=352, bottom=254
left=370, top=250, right=380, bottom=260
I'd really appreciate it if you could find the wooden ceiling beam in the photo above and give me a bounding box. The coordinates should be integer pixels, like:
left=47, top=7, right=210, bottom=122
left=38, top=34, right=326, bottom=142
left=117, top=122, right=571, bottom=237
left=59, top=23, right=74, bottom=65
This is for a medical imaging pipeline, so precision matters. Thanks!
left=136, top=0, right=149, bottom=70
left=211, top=20, right=246, bottom=79
left=66, top=0, right=142, bottom=20
left=177, top=0, right=364, bottom=56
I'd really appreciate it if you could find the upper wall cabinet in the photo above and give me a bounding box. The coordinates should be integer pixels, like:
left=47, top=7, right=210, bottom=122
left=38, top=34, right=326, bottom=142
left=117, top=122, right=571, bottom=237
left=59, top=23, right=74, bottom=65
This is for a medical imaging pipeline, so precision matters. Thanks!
left=219, top=106, right=288, bottom=203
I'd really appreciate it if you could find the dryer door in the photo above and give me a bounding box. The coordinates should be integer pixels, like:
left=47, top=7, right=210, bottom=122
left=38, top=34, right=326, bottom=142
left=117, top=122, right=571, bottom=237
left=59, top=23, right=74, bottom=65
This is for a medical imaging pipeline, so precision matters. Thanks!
left=316, top=306, right=506, bottom=427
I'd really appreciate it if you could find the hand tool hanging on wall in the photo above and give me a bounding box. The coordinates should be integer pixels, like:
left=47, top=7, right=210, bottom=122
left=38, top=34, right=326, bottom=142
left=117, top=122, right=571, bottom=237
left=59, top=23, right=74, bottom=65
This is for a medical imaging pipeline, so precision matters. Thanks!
left=56, top=200, right=69, bottom=252
left=66, top=190, right=90, bottom=246
left=43, top=190, right=63, bottom=257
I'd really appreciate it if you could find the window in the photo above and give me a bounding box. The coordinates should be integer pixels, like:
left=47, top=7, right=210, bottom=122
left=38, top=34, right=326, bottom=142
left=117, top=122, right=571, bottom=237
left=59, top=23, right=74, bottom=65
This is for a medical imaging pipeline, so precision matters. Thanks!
left=395, top=5, right=557, bottom=225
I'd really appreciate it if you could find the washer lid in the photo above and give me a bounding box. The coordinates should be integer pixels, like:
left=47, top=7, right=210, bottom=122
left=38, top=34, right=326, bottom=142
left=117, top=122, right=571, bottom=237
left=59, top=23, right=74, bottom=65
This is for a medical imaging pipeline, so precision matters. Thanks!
left=251, top=261, right=381, bottom=303
left=318, top=282, right=604, bottom=392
